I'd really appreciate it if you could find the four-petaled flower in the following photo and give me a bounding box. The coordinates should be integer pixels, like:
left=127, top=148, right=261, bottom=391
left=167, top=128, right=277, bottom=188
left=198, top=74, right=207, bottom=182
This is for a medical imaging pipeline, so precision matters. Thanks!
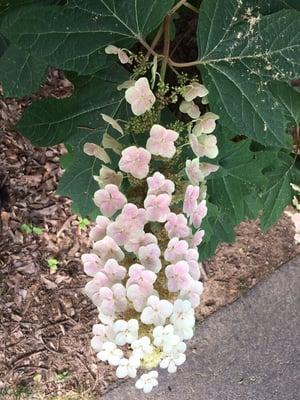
left=185, top=158, right=204, bottom=185
left=135, top=370, right=158, bottom=393
left=97, top=341, right=123, bottom=366
left=125, top=77, right=155, bottom=116
left=91, top=324, right=114, bottom=352
left=165, top=213, right=191, bottom=239
left=160, top=335, right=186, bottom=373
left=146, top=124, right=179, bottom=158
left=147, top=172, right=175, bottom=196
left=141, top=295, right=173, bottom=326
left=144, top=194, right=171, bottom=222
left=102, top=259, right=127, bottom=285
left=116, top=356, right=140, bottom=378
left=81, top=253, right=104, bottom=277
left=183, top=82, right=209, bottom=102
left=153, top=324, right=175, bottom=348
left=165, top=261, right=193, bottom=292
left=179, top=100, right=200, bottom=119
left=113, top=319, right=139, bottom=345
left=164, top=238, right=189, bottom=263
left=94, top=184, right=127, bottom=217
left=127, top=264, right=157, bottom=289
left=89, top=215, right=110, bottom=242
left=183, top=185, right=200, bottom=216
left=138, top=243, right=162, bottom=273
left=97, top=283, right=128, bottom=315
left=93, top=236, right=125, bottom=262
left=189, top=133, right=219, bottom=159
left=179, top=280, right=203, bottom=308
left=170, top=299, right=195, bottom=340
left=193, top=112, right=219, bottom=134
left=131, top=336, right=153, bottom=359
left=191, top=200, right=207, bottom=228
left=119, top=146, right=151, bottom=179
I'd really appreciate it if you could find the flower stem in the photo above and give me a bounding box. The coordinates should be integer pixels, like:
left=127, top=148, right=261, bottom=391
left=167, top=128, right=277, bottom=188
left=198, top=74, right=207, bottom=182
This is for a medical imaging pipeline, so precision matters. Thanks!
left=184, top=2, right=199, bottom=13
left=146, top=24, right=164, bottom=59
left=160, top=16, right=171, bottom=82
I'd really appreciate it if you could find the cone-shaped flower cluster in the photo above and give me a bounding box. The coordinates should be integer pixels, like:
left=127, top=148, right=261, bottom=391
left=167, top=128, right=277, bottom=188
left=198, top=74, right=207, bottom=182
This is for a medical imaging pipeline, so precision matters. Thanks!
left=82, top=76, right=219, bottom=393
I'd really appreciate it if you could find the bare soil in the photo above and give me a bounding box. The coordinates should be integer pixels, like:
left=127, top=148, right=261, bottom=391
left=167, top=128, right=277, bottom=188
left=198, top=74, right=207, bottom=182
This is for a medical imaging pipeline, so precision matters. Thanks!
left=0, top=71, right=299, bottom=399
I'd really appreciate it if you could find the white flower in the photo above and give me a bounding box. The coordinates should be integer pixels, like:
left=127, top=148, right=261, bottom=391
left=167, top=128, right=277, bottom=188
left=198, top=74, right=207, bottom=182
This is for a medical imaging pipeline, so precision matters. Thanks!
left=141, top=295, right=173, bottom=326
left=116, top=356, right=140, bottom=379
left=160, top=336, right=186, bottom=373
left=189, top=133, right=218, bottom=159
left=97, top=341, right=123, bottom=366
left=97, top=309, right=115, bottom=325
left=193, top=112, right=219, bottom=134
left=183, top=82, right=208, bottom=102
left=101, top=113, right=124, bottom=134
left=170, top=299, right=195, bottom=340
left=153, top=324, right=175, bottom=348
left=135, top=370, right=159, bottom=393
left=131, top=336, right=153, bottom=359
left=91, top=324, right=114, bottom=352
left=179, top=100, right=200, bottom=119
left=105, top=45, right=131, bottom=64
left=113, top=319, right=139, bottom=346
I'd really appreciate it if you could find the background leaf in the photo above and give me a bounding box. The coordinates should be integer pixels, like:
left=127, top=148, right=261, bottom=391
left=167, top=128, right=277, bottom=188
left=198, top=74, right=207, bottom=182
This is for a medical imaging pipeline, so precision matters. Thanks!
left=197, top=0, right=300, bottom=146
left=0, top=0, right=174, bottom=96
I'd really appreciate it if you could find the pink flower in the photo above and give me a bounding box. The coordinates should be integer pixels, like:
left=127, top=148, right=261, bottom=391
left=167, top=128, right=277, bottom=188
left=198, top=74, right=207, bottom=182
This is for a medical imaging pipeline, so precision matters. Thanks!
left=165, top=213, right=191, bottom=239
left=118, top=204, right=147, bottom=228
left=89, top=216, right=110, bottom=242
left=164, top=238, right=189, bottom=263
left=146, top=124, right=179, bottom=158
left=106, top=219, right=133, bottom=246
left=187, top=260, right=200, bottom=280
left=119, top=146, right=151, bottom=179
left=97, top=283, right=128, bottom=315
left=147, top=172, right=175, bottom=196
left=185, top=159, right=205, bottom=185
left=185, top=248, right=199, bottom=263
left=183, top=185, right=200, bottom=216
left=188, top=230, right=205, bottom=247
left=125, top=232, right=158, bottom=253
left=103, top=259, right=127, bottom=285
left=94, top=184, right=127, bottom=217
left=127, top=264, right=157, bottom=289
left=189, top=133, right=218, bottom=159
left=93, top=236, right=125, bottom=262
left=127, top=284, right=154, bottom=312
left=165, top=261, right=193, bottom=292
left=85, top=271, right=109, bottom=304
left=125, top=77, right=155, bottom=116
left=179, top=281, right=203, bottom=308
left=81, top=253, right=104, bottom=277
left=191, top=200, right=207, bottom=228
left=138, top=243, right=162, bottom=273
left=144, top=194, right=171, bottom=222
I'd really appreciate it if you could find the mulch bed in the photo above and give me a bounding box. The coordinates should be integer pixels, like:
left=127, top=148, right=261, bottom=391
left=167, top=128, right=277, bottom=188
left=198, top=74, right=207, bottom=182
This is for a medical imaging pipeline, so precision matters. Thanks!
left=0, top=70, right=298, bottom=399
